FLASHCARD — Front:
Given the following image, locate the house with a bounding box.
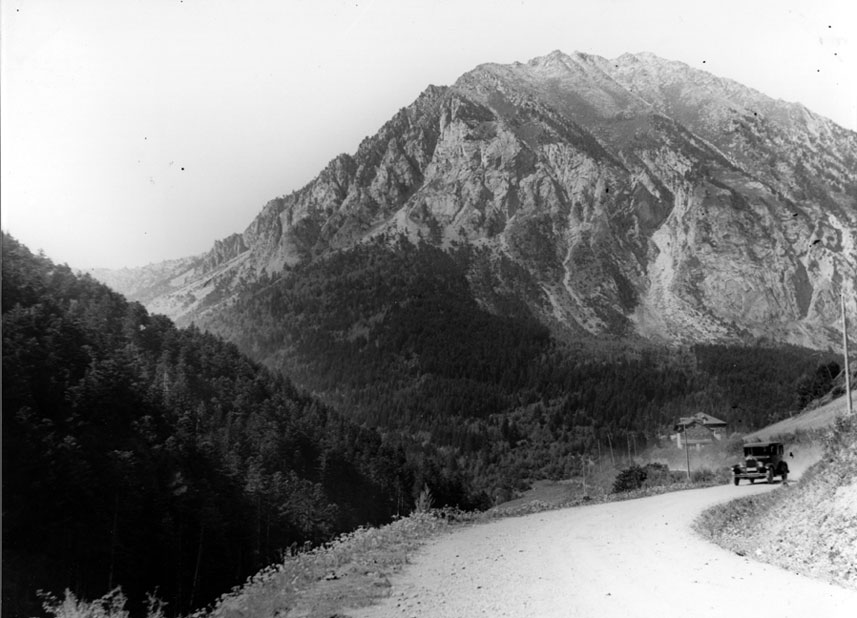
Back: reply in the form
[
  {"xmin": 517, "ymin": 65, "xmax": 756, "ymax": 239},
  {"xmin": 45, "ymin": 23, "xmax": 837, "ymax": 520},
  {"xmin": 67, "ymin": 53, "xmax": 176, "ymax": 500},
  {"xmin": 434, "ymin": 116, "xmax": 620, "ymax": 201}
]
[{"xmin": 672, "ymin": 413, "xmax": 727, "ymax": 449}]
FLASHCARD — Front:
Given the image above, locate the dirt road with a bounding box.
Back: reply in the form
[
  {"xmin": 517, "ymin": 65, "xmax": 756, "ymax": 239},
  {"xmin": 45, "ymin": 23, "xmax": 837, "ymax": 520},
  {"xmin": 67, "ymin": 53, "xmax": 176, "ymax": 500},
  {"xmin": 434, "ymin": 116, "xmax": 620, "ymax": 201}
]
[{"xmin": 349, "ymin": 484, "xmax": 857, "ymax": 618}]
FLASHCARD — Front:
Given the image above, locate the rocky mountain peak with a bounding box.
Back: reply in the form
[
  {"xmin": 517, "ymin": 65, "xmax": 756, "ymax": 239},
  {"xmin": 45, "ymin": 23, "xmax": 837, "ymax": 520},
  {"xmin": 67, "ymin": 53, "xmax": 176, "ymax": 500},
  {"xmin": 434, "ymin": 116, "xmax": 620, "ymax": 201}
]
[{"xmin": 94, "ymin": 51, "xmax": 857, "ymax": 352}]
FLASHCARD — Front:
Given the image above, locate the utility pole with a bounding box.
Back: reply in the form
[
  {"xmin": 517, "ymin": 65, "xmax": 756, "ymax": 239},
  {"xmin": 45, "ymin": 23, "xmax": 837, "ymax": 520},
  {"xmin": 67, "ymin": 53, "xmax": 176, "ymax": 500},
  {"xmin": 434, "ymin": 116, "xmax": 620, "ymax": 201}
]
[
  {"xmin": 581, "ymin": 455, "xmax": 588, "ymax": 498},
  {"xmin": 843, "ymin": 293, "xmax": 853, "ymax": 415},
  {"xmin": 684, "ymin": 425, "xmax": 691, "ymax": 482},
  {"xmin": 606, "ymin": 433, "xmax": 615, "ymax": 467}
]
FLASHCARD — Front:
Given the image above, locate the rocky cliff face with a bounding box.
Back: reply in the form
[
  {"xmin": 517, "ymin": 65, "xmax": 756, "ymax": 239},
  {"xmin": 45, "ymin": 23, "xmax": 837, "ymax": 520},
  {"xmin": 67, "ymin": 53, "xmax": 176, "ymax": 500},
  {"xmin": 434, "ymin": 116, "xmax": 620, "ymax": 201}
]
[{"xmin": 96, "ymin": 51, "xmax": 857, "ymax": 350}]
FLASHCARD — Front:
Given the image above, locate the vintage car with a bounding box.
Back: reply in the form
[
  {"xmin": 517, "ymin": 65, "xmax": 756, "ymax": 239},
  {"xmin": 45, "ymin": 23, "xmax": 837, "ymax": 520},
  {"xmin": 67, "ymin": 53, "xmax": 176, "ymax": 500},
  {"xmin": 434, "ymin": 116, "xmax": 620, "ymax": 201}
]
[{"xmin": 732, "ymin": 442, "xmax": 789, "ymax": 485}]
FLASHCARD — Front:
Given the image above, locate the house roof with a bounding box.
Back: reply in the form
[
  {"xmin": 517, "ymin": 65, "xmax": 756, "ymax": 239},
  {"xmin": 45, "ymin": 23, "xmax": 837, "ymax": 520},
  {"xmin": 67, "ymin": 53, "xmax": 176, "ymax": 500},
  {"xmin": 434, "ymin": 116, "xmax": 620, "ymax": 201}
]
[{"xmin": 675, "ymin": 412, "xmax": 727, "ymax": 428}]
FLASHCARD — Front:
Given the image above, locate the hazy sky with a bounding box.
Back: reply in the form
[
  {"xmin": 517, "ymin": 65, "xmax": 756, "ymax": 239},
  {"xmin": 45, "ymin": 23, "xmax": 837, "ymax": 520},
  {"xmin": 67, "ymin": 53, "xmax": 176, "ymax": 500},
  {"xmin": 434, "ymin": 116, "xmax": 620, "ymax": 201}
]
[{"xmin": 2, "ymin": 0, "xmax": 855, "ymax": 269}]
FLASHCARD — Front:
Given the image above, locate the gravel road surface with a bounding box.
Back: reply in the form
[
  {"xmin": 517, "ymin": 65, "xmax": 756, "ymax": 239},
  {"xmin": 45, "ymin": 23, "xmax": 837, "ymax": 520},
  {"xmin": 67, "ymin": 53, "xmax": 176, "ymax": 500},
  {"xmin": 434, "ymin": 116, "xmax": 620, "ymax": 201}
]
[{"xmin": 350, "ymin": 484, "xmax": 857, "ymax": 618}]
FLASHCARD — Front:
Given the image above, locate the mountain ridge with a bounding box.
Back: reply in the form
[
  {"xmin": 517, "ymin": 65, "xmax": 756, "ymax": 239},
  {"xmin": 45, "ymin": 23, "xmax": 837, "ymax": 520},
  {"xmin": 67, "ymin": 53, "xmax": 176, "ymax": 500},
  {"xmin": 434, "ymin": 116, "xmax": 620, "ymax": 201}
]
[{"xmin": 91, "ymin": 50, "xmax": 857, "ymax": 351}]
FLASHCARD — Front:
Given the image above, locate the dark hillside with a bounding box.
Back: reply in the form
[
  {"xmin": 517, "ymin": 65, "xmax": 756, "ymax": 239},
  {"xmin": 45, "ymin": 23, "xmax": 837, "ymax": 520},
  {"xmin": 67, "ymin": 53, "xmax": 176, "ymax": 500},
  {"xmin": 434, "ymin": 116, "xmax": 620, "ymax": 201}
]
[
  {"xmin": 198, "ymin": 235, "xmax": 836, "ymax": 491},
  {"xmin": 203, "ymin": 237, "xmax": 552, "ymax": 427},
  {"xmin": 1, "ymin": 233, "xmax": 482, "ymax": 618}
]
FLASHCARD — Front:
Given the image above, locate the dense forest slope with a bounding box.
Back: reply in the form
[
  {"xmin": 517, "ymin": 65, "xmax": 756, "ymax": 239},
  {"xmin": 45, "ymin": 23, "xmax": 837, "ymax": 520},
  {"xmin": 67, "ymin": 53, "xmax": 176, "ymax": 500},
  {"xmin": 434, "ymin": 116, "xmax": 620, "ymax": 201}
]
[
  {"xmin": 199, "ymin": 234, "xmax": 843, "ymax": 491},
  {"xmin": 1, "ymin": 234, "xmax": 485, "ymax": 618}
]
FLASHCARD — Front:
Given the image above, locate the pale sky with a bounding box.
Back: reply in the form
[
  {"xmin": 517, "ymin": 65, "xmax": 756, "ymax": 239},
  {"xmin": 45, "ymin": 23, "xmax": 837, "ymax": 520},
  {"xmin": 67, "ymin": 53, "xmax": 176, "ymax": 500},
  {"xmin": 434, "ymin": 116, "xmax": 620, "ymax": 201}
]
[{"xmin": 2, "ymin": 0, "xmax": 855, "ymax": 269}]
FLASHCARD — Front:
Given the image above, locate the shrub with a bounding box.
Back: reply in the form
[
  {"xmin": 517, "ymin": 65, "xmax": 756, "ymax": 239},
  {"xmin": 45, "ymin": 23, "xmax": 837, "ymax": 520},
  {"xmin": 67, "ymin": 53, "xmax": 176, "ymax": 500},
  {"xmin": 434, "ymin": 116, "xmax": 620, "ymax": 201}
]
[
  {"xmin": 612, "ymin": 465, "xmax": 647, "ymax": 493},
  {"xmin": 690, "ymin": 467, "xmax": 717, "ymax": 483},
  {"xmin": 641, "ymin": 462, "xmax": 674, "ymax": 487},
  {"xmin": 414, "ymin": 484, "xmax": 434, "ymax": 513}
]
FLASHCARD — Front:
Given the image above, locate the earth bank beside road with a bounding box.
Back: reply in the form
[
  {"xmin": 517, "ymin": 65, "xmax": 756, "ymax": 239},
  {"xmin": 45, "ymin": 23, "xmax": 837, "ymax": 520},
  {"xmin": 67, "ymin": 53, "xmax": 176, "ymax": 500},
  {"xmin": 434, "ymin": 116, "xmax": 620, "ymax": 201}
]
[{"xmin": 347, "ymin": 484, "xmax": 857, "ymax": 618}]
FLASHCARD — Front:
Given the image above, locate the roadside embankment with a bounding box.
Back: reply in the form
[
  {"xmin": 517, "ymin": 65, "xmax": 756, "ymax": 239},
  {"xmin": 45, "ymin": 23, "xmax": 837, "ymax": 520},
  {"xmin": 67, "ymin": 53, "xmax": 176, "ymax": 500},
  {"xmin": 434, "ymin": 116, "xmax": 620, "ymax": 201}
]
[{"xmin": 696, "ymin": 415, "xmax": 857, "ymax": 590}]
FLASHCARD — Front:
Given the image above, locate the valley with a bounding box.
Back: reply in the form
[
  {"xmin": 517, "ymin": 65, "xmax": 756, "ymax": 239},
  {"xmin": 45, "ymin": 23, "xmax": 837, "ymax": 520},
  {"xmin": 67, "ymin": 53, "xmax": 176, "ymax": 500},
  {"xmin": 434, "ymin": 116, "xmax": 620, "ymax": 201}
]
[
  {"xmin": 5, "ymin": 47, "xmax": 856, "ymax": 618},
  {"xmin": 87, "ymin": 50, "xmax": 856, "ymax": 503}
]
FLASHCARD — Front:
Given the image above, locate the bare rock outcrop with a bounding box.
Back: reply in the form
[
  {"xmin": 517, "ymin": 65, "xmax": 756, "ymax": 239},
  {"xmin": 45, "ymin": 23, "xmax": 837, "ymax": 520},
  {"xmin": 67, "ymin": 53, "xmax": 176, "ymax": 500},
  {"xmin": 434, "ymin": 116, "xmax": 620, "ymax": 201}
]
[{"xmin": 94, "ymin": 51, "xmax": 857, "ymax": 350}]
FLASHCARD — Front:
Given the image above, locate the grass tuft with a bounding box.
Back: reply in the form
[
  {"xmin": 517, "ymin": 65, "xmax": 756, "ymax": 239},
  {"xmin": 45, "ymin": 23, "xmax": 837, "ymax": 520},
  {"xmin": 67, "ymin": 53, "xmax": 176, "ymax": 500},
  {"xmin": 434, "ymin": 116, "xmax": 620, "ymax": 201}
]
[{"xmin": 40, "ymin": 588, "xmax": 130, "ymax": 618}]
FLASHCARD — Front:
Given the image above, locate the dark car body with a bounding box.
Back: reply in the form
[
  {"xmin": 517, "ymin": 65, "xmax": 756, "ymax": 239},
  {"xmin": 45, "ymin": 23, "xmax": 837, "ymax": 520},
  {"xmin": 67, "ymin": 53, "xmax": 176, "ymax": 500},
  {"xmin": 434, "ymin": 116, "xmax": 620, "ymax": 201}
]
[{"xmin": 732, "ymin": 442, "xmax": 789, "ymax": 485}]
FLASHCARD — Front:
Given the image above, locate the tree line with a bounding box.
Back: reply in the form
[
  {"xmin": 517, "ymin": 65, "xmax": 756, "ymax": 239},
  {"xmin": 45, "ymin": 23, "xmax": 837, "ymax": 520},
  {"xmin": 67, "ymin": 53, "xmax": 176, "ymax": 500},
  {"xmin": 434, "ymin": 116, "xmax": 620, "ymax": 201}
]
[
  {"xmin": 2, "ymin": 233, "xmax": 485, "ymax": 618},
  {"xmin": 199, "ymin": 235, "xmax": 837, "ymax": 495}
]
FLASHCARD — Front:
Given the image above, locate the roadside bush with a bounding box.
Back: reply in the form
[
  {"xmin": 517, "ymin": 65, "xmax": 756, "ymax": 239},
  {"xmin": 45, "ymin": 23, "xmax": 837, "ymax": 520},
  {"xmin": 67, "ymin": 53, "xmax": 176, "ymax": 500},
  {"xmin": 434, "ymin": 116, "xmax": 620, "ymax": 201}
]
[
  {"xmin": 640, "ymin": 462, "xmax": 674, "ymax": 487},
  {"xmin": 612, "ymin": 465, "xmax": 647, "ymax": 493},
  {"xmin": 690, "ymin": 467, "xmax": 717, "ymax": 483},
  {"xmin": 613, "ymin": 462, "xmax": 726, "ymax": 493}
]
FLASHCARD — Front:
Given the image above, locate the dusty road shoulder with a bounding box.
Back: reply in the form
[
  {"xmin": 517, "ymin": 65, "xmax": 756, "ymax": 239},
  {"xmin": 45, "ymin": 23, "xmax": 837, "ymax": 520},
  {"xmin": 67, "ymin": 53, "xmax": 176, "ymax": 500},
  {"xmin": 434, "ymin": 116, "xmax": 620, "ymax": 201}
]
[{"xmin": 347, "ymin": 484, "xmax": 857, "ymax": 618}]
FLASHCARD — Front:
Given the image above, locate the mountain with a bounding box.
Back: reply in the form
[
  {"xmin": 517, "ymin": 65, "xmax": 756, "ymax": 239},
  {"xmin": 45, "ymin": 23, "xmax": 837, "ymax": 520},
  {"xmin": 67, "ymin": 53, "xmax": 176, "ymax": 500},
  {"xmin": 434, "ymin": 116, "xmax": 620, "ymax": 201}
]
[
  {"xmin": 94, "ymin": 50, "xmax": 857, "ymax": 351},
  {"xmin": 85, "ymin": 50, "xmax": 854, "ymax": 471},
  {"xmin": 14, "ymin": 51, "xmax": 857, "ymax": 611}
]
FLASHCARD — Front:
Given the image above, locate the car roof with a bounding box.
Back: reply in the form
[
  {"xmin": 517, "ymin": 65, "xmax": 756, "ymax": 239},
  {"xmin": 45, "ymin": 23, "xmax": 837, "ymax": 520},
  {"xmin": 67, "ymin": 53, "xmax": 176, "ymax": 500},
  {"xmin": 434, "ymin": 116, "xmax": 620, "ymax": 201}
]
[{"xmin": 744, "ymin": 442, "xmax": 781, "ymax": 448}]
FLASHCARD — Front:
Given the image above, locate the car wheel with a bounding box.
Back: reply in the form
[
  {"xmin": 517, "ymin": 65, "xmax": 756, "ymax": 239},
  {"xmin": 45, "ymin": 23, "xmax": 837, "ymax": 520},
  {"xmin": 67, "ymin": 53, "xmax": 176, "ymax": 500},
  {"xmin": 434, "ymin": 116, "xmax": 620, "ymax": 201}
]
[{"xmin": 733, "ymin": 477, "xmax": 739, "ymax": 486}]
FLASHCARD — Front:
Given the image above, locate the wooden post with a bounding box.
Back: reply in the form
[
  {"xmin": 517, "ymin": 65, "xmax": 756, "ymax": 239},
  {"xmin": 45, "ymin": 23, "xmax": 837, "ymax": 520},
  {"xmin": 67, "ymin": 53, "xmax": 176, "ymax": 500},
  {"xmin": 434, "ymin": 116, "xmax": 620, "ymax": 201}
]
[
  {"xmin": 684, "ymin": 426, "xmax": 691, "ymax": 482},
  {"xmin": 108, "ymin": 494, "xmax": 119, "ymax": 589},
  {"xmin": 582, "ymin": 455, "xmax": 587, "ymax": 497},
  {"xmin": 606, "ymin": 433, "xmax": 615, "ymax": 467}
]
